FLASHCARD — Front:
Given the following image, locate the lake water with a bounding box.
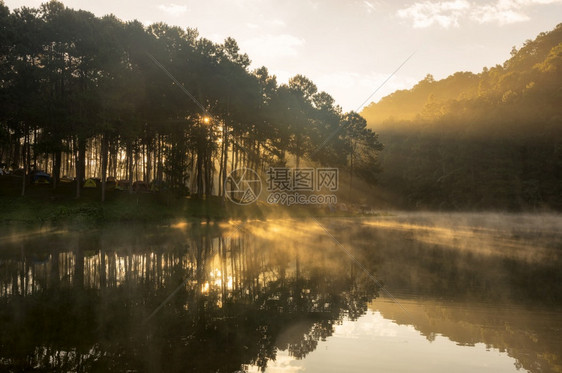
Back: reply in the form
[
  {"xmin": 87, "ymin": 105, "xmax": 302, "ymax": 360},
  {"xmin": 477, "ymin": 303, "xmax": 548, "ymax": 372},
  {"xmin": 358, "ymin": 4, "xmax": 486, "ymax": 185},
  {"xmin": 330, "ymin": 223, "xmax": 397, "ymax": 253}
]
[{"xmin": 0, "ymin": 213, "xmax": 561, "ymax": 372}]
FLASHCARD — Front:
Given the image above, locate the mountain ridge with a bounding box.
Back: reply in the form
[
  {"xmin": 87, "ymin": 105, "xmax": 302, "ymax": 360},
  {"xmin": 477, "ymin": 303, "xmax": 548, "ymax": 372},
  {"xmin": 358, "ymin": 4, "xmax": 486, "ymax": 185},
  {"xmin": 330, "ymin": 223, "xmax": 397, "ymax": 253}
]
[{"xmin": 361, "ymin": 23, "xmax": 562, "ymax": 137}]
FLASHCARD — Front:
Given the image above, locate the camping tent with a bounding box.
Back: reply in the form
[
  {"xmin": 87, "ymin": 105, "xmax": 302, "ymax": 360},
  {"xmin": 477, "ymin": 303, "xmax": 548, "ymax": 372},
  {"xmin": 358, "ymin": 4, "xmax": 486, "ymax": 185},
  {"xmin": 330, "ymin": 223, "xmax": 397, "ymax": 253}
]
[
  {"xmin": 32, "ymin": 171, "xmax": 51, "ymax": 184},
  {"xmin": 83, "ymin": 178, "xmax": 97, "ymax": 188}
]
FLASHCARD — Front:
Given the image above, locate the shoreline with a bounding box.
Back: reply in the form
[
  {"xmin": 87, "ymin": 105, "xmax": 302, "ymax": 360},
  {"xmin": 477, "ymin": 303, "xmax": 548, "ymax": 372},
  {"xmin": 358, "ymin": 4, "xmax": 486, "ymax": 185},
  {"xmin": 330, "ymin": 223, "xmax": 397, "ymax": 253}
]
[{"xmin": 1, "ymin": 192, "xmax": 559, "ymax": 228}]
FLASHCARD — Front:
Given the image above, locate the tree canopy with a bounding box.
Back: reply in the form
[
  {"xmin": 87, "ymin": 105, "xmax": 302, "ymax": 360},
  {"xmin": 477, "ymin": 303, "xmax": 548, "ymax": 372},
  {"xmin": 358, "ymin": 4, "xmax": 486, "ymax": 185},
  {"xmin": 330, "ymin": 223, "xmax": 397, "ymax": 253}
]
[{"xmin": 0, "ymin": 0, "xmax": 382, "ymax": 200}]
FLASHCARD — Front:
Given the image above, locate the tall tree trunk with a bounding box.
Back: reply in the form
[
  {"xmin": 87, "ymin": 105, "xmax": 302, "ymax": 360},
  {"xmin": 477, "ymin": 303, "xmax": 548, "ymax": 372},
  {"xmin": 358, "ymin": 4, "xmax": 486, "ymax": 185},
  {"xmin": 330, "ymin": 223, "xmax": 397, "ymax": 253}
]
[
  {"xmin": 101, "ymin": 134, "xmax": 108, "ymax": 202},
  {"xmin": 44, "ymin": 153, "xmax": 49, "ymax": 175},
  {"xmin": 53, "ymin": 149, "xmax": 61, "ymax": 190},
  {"xmin": 146, "ymin": 139, "xmax": 152, "ymax": 184},
  {"xmin": 21, "ymin": 131, "xmax": 27, "ymax": 197},
  {"xmin": 218, "ymin": 136, "xmax": 224, "ymax": 197},
  {"xmin": 222, "ymin": 123, "xmax": 229, "ymax": 200},
  {"xmin": 296, "ymin": 133, "xmax": 300, "ymax": 169},
  {"xmin": 32, "ymin": 127, "xmax": 37, "ymax": 171},
  {"xmin": 157, "ymin": 135, "xmax": 163, "ymax": 182},
  {"xmin": 112, "ymin": 140, "xmax": 118, "ymax": 179},
  {"xmin": 205, "ymin": 149, "xmax": 213, "ymax": 197},
  {"xmin": 196, "ymin": 148, "xmax": 203, "ymax": 198},
  {"xmin": 79, "ymin": 139, "xmax": 86, "ymax": 184},
  {"xmin": 75, "ymin": 138, "xmax": 81, "ymax": 199},
  {"xmin": 127, "ymin": 141, "xmax": 133, "ymax": 194}
]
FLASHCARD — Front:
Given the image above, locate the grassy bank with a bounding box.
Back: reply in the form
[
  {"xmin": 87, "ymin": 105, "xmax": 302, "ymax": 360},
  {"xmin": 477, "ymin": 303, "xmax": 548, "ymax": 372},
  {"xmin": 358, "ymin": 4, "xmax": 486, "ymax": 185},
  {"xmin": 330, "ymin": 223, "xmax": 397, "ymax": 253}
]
[
  {"xmin": 0, "ymin": 177, "xmax": 347, "ymax": 226},
  {"xmin": 0, "ymin": 176, "xmax": 253, "ymax": 225}
]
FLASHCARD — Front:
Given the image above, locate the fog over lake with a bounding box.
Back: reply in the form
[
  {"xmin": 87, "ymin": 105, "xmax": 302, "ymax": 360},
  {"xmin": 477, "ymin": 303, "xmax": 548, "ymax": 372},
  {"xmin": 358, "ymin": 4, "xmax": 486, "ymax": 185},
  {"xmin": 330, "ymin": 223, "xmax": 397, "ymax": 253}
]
[{"xmin": 1, "ymin": 212, "xmax": 560, "ymax": 372}]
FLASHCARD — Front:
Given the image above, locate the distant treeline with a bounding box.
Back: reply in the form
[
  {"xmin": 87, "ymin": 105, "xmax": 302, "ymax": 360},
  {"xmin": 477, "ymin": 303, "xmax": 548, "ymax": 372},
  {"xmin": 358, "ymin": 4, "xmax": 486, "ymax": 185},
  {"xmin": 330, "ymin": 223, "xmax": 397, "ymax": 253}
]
[
  {"xmin": 0, "ymin": 1, "xmax": 382, "ymax": 200},
  {"xmin": 363, "ymin": 24, "xmax": 562, "ymax": 210}
]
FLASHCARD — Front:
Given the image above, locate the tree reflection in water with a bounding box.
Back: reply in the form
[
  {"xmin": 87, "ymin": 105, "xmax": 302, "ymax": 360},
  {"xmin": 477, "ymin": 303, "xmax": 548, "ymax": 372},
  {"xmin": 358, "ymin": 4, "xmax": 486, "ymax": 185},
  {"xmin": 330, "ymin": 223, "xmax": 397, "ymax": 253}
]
[{"xmin": 0, "ymin": 222, "xmax": 380, "ymax": 372}]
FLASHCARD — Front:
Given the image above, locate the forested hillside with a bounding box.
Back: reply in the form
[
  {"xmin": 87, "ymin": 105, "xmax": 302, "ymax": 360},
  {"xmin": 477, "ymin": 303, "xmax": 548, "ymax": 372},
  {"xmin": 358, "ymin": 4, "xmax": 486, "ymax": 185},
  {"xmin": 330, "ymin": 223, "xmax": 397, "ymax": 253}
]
[
  {"xmin": 0, "ymin": 1, "xmax": 382, "ymax": 201},
  {"xmin": 362, "ymin": 24, "xmax": 562, "ymax": 210}
]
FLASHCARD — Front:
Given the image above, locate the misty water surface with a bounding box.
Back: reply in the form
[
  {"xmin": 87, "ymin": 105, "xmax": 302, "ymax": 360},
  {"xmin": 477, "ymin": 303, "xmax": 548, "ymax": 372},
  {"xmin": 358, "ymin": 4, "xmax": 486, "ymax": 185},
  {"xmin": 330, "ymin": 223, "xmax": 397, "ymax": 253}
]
[{"xmin": 0, "ymin": 213, "xmax": 560, "ymax": 372}]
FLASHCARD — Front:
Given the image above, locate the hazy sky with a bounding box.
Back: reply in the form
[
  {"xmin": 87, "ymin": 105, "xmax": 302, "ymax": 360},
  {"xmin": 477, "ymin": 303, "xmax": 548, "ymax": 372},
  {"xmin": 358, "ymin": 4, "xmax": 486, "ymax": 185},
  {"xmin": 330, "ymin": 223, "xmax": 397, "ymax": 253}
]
[{"xmin": 3, "ymin": 0, "xmax": 562, "ymax": 111}]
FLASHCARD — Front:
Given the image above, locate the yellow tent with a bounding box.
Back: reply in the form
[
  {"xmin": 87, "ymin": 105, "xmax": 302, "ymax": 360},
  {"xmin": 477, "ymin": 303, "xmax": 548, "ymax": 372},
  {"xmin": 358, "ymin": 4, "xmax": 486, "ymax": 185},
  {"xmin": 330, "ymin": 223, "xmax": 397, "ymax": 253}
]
[{"xmin": 83, "ymin": 178, "xmax": 97, "ymax": 188}]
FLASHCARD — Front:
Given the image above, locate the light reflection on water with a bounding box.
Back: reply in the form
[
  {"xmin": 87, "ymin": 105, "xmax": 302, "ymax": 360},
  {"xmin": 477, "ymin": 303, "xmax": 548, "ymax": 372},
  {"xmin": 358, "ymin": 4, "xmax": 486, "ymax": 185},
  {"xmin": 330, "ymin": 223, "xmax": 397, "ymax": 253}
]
[
  {"xmin": 0, "ymin": 213, "xmax": 560, "ymax": 372},
  {"xmin": 250, "ymin": 309, "xmax": 520, "ymax": 373},
  {"xmin": 251, "ymin": 295, "xmax": 562, "ymax": 373}
]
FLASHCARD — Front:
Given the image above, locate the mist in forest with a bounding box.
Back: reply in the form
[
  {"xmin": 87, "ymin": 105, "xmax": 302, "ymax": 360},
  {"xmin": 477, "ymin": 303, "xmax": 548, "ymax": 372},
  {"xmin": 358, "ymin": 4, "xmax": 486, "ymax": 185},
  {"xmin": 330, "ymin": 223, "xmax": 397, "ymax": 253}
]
[{"xmin": 361, "ymin": 24, "xmax": 562, "ymax": 211}]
